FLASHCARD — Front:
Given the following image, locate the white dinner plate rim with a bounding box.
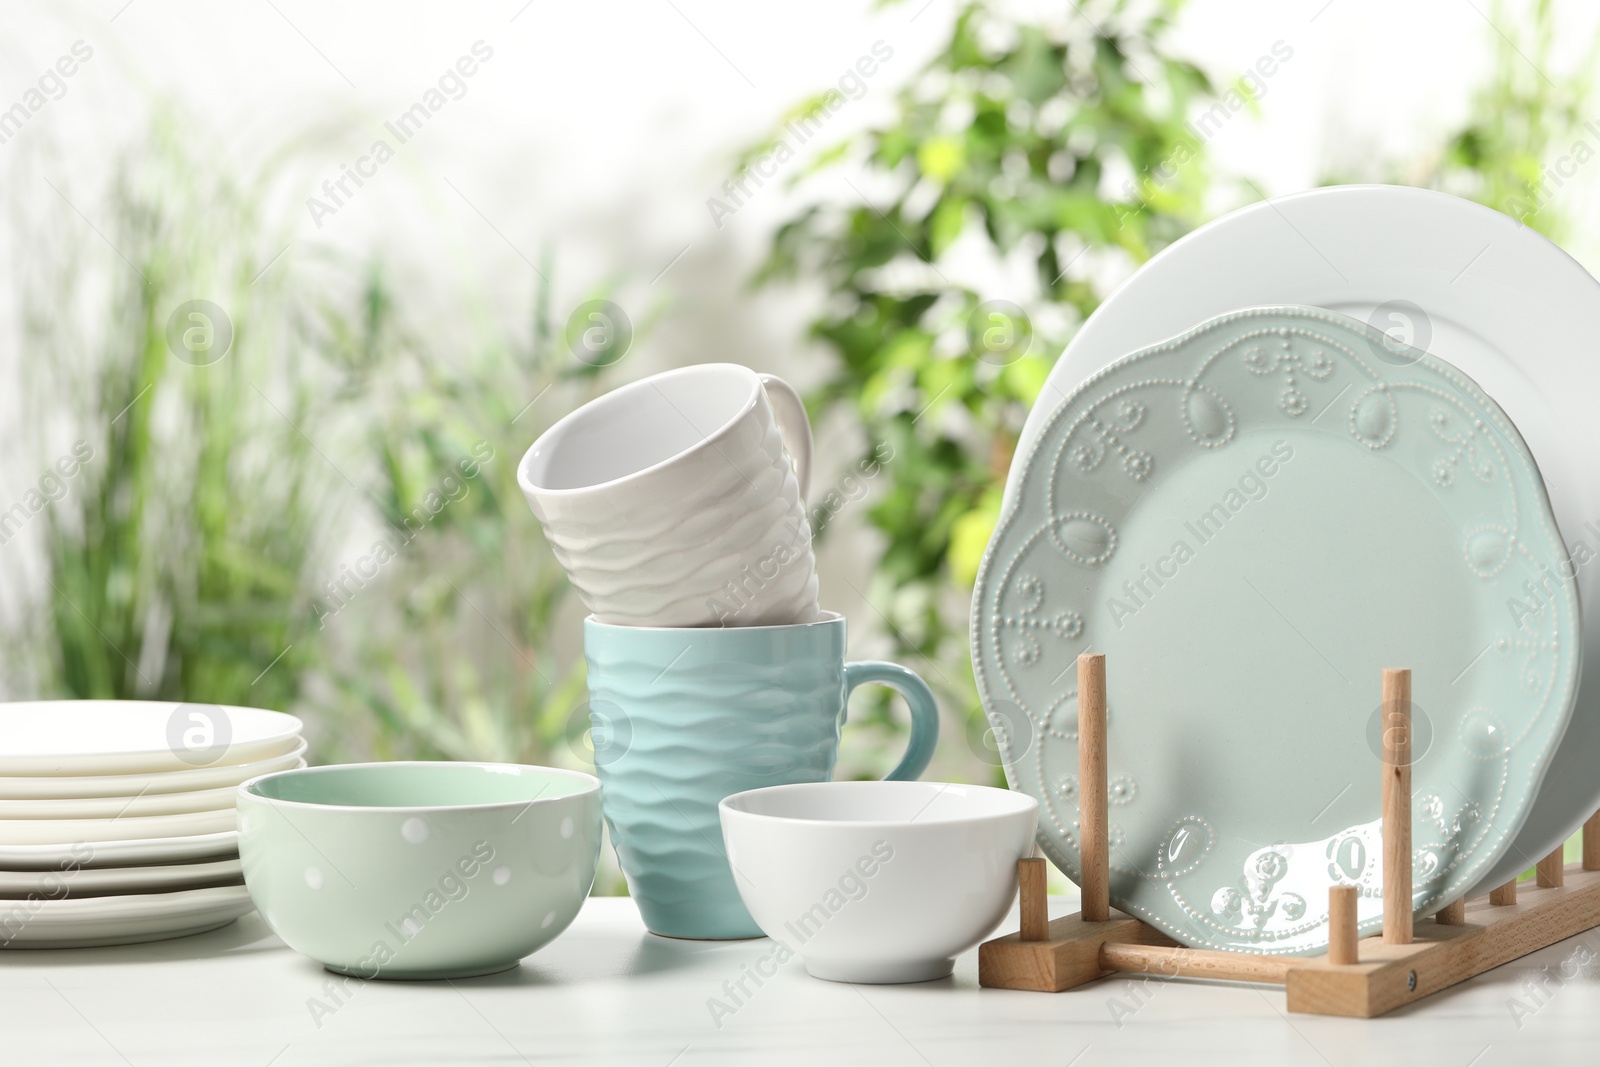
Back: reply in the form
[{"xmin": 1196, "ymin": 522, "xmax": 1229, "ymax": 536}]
[
  {"xmin": 0, "ymin": 830, "xmax": 239, "ymax": 870},
  {"xmin": 0, "ymin": 808, "xmax": 237, "ymax": 847},
  {"xmin": 0, "ymin": 857, "xmax": 242, "ymax": 897},
  {"xmin": 2, "ymin": 882, "xmax": 252, "ymax": 922},
  {"xmin": 0, "ymin": 885, "xmax": 255, "ymax": 947},
  {"xmin": 0, "ymin": 700, "xmax": 303, "ymax": 775},
  {"xmin": 0, "ymin": 740, "xmax": 308, "ymax": 800},
  {"xmin": 0, "ymin": 784, "xmax": 241, "ymax": 820}
]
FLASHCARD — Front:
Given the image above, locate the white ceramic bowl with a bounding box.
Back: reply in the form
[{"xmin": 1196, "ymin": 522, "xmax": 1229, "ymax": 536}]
[{"xmin": 719, "ymin": 781, "xmax": 1038, "ymax": 983}]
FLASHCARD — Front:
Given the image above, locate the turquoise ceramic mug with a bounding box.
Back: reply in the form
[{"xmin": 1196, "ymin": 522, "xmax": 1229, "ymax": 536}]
[{"xmin": 583, "ymin": 611, "xmax": 939, "ymax": 939}]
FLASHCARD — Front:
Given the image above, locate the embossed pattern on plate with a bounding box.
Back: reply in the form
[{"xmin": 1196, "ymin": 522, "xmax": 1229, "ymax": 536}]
[{"xmin": 971, "ymin": 306, "xmax": 1581, "ymax": 955}]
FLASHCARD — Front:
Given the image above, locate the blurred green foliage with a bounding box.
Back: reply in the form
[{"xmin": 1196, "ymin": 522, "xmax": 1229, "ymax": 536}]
[
  {"xmin": 1440, "ymin": 0, "xmax": 1597, "ymax": 239},
  {"xmin": 1324, "ymin": 0, "xmax": 1596, "ymax": 241},
  {"xmin": 757, "ymin": 0, "xmax": 1217, "ymax": 780},
  {"xmin": 12, "ymin": 116, "xmax": 329, "ymax": 716},
  {"xmin": 3, "ymin": 112, "xmax": 633, "ymax": 772},
  {"xmin": 309, "ymin": 263, "xmax": 631, "ymax": 766},
  {"xmin": 1437, "ymin": 3, "xmax": 1579, "ymax": 238}
]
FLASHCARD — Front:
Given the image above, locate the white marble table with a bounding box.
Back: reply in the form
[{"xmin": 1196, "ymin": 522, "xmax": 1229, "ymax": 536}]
[{"xmin": 2, "ymin": 893, "xmax": 1597, "ymax": 1066}]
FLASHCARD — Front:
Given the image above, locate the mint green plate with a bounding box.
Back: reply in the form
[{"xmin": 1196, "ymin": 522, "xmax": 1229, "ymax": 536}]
[{"xmin": 972, "ymin": 306, "xmax": 1580, "ymax": 955}]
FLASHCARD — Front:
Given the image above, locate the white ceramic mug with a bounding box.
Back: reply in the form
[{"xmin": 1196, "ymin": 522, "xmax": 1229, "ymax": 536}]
[{"xmin": 518, "ymin": 363, "xmax": 821, "ymax": 628}]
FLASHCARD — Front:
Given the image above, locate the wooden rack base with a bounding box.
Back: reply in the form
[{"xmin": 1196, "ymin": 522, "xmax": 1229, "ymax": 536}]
[{"xmin": 979, "ymin": 657, "xmax": 1600, "ymax": 1018}]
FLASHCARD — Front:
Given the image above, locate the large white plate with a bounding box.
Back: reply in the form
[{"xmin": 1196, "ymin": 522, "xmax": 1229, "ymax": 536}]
[
  {"xmin": 0, "ymin": 740, "xmax": 307, "ymax": 799},
  {"xmin": 0, "ymin": 831, "xmax": 238, "ymax": 871},
  {"xmin": 0, "ymin": 884, "xmax": 254, "ymax": 948},
  {"xmin": 0, "ymin": 858, "xmax": 241, "ymax": 898},
  {"xmin": 0, "ymin": 701, "xmax": 302, "ymax": 776},
  {"xmin": 1016, "ymin": 186, "xmax": 1598, "ymax": 895},
  {"xmin": 0, "ymin": 785, "xmax": 239, "ymax": 821}
]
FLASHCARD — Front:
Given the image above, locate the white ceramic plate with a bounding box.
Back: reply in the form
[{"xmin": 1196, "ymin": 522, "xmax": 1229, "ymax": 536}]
[
  {"xmin": 0, "ymin": 831, "xmax": 240, "ymax": 870},
  {"xmin": 1016, "ymin": 186, "xmax": 1600, "ymax": 895},
  {"xmin": 0, "ymin": 858, "xmax": 241, "ymax": 898},
  {"xmin": 0, "ymin": 808, "xmax": 236, "ymax": 847},
  {"xmin": 0, "ymin": 701, "xmax": 302, "ymax": 776},
  {"xmin": 0, "ymin": 785, "xmax": 240, "ymax": 821},
  {"xmin": 0, "ymin": 884, "xmax": 254, "ymax": 948},
  {"xmin": 0, "ymin": 740, "xmax": 307, "ymax": 799},
  {"xmin": 0, "ymin": 831, "xmax": 238, "ymax": 871}
]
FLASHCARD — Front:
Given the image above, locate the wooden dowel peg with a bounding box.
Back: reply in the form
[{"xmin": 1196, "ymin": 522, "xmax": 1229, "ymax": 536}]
[
  {"xmin": 1327, "ymin": 885, "xmax": 1359, "ymax": 965},
  {"xmin": 1381, "ymin": 668, "xmax": 1413, "ymax": 945},
  {"xmin": 1584, "ymin": 811, "xmax": 1600, "ymax": 872},
  {"xmin": 1018, "ymin": 858, "xmax": 1049, "ymax": 941},
  {"xmin": 1078, "ymin": 652, "xmax": 1109, "ymax": 923},
  {"xmin": 1435, "ymin": 898, "xmax": 1466, "ymax": 926},
  {"xmin": 1489, "ymin": 879, "xmax": 1517, "ymax": 907},
  {"xmin": 1536, "ymin": 847, "xmax": 1565, "ymax": 888}
]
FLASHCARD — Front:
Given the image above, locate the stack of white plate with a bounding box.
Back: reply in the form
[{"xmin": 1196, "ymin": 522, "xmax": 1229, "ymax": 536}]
[{"xmin": 0, "ymin": 701, "xmax": 304, "ymax": 948}]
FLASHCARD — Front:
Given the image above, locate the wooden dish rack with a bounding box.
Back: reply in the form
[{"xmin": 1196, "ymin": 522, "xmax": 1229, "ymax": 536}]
[{"xmin": 978, "ymin": 654, "xmax": 1600, "ymax": 1017}]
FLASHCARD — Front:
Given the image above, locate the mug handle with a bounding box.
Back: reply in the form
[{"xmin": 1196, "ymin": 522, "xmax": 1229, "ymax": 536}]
[
  {"xmin": 841, "ymin": 662, "xmax": 940, "ymax": 781},
  {"xmin": 758, "ymin": 374, "xmax": 812, "ymax": 499}
]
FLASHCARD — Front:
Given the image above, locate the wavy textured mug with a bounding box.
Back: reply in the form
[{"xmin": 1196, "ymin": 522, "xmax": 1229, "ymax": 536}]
[
  {"xmin": 519, "ymin": 363, "xmax": 820, "ymax": 628},
  {"xmin": 583, "ymin": 612, "xmax": 940, "ymax": 939}
]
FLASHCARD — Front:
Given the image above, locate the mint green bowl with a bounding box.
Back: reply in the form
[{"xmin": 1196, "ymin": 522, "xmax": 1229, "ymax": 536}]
[{"xmin": 237, "ymin": 762, "xmax": 602, "ymax": 979}]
